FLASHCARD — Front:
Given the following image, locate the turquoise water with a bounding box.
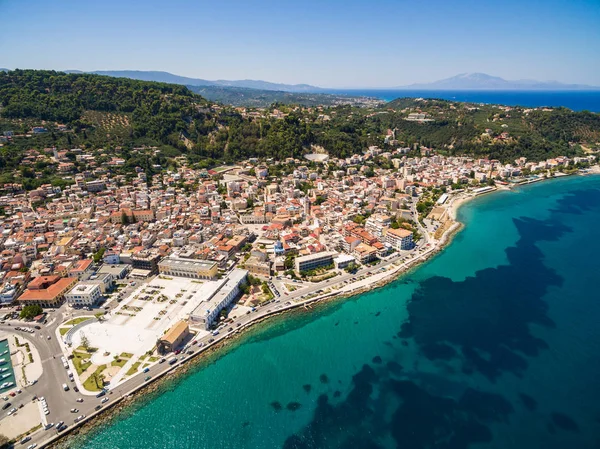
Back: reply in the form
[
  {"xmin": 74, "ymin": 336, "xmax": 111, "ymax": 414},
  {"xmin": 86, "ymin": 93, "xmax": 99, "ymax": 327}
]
[
  {"xmin": 0, "ymin": 339, "xmax": 16, "ymax": 393},
  {"xmin": 73, "ymin": 175, "xmax": 600, "ymax": 449}
]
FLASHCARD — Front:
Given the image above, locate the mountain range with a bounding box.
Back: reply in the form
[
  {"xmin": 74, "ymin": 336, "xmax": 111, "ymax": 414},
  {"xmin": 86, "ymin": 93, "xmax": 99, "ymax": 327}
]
[
  {"xmin": 397, "ymin": 73, "xmax": 599, "ymax": 90},
  {"xmin": 64, "ymin": 70, "xmax": 322, "ymax": 93},
  {"xmin": 2, "ymin": 68, "xmax": 598, "ymax": 92}
]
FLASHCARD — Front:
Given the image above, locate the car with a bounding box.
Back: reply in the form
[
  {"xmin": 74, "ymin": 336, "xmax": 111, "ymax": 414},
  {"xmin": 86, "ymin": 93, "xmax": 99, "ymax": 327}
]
[
  {"xmin": 144, "ymin": 376, "xmax": 151, "ymax": 381},
  {"xmin": 208, "ymin": 338, "xmax": 215, "ymax": 343},
  {"xmin": 9, "ymin": 392, "xmax": 15, "ymax": 397},
  {"xmin": 57, "ymin": 424, "xmax": 67, "ymax": 432},
  {"xmin": 27, "ymin": 443, "xmax": 37, "ymax": 449},
  {"xmin": 70, "ymin": 408, "xmax": 78, "ymax": 413},
  {"xmin": 187, "ymin": 350, "xmax": 194, "ymax": 355},
  {"xmin": 76, "ymin": 397, "xmax": 83, "ymax": 403},
  {"xmin": 7, "ymin": 407, "xmax": 16, "ymax": 415},
  {"xmin": 95, "ymin": 391, "xmax": 105, "ymax": 398},
  {"xmin": 101, "ymin": 397, "xmax": 109, "ymax": 404},
  {"xmin": 174, "ymin": 349, "xmax": 181, "ymax": 355},
  {"xmin": 20, "ymin": 436, "xmax": 31, "ymax": 444},
  {"xmin": 95, "ymin": 405, "xmax": 103, "ymax": 411},
  {"xmin": 1, "ymin": 402, "xmax": 10, "ymax": 410},
  {"xmin": 143, "ymin": 367, "xmax": 150, "ymax": 373},
  {"xmin": 34, "ymin": 325, "xmax": 41, "ymax": 330},
  {"xmin": 44, "ymin": 423, "xmax": 54, "ymax": 430},
  {"xmin": 73, "ymin": 386, "xmax": 79, "ymax": 392},
  {"xmin": 158, "ymin": 358, "xmax": 165, "ymax": 364},
  {"xmin": 236, "ymin": 323, "xmax": 241, "ymax": 327},
  {"xmin": 55, "ymin": 421, "xmax": 64, "ymax": 429}
]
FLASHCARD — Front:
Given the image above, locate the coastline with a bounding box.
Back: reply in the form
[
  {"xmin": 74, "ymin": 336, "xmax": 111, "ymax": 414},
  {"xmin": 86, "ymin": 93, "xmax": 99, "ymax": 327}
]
[{"xmin": 47, "ymin": 169, "xmax": 599, "ymax": 448}]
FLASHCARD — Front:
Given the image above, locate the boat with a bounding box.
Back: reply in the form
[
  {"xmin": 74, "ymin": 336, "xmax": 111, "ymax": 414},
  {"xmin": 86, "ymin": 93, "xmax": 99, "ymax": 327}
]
[
  {"xmin": 0, "ymin": 368, "xmax": 7, "ymax": 373},
  {"xmin": 0, "ymin": 359, "xmax": 6, "ymax": 364},
  {"xmin": 1, "ymin": 373, "xmax": 10, "ymax": 379},
  {"xmin": 4, "ymin": 382, "xmax": 13, "ymax": 388},
  {"xmin": 1, "ymin": 350, "xmax": 7, "ymax": 355}
]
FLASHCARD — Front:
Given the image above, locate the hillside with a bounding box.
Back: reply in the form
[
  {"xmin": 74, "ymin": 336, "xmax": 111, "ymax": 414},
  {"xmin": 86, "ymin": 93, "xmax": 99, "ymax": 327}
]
[
  {"xmin": 0, "ymin": 70, "xmax": 598, "ymax": 191},
  {"xmin": 187, "ymin": 85, "xmax": 380, "ymax": 107}
]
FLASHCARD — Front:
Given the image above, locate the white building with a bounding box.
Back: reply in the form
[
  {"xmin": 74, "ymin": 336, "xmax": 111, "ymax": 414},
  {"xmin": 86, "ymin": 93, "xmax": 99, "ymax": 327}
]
[
  {"xmin": 383, "ymin": 228, "xmax": 414, "ymax": 250},
  {"xmin": 65, "ymin": 283, "xmax": 102, "ymax": 307},
  {"xmin": 189, "ymin": 269, "xmax": 248, "ymax": 330}
]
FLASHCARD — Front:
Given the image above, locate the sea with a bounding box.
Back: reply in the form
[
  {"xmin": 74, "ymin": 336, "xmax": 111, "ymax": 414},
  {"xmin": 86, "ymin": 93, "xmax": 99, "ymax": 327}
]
[
  {"xmin": 70, "ymin": 175, "xmax": 600, "ymax": 449},
  {"xmin": 326, "ymin": 89, "xmax": 600, "ymax": 112}
]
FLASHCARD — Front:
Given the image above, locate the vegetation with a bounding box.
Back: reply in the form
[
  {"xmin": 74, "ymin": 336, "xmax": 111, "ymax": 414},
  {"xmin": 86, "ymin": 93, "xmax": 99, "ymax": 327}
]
[
  {"xmin": 0, "ymin": 69, "xmax": 598, "ymax": 189},
  {"xmin": 83, "ymin": 365, "xmax": 106, "ymax": 391},
  {"xmin": 19, "ymin": 304, "xmax": 43, "ymax": 320}
]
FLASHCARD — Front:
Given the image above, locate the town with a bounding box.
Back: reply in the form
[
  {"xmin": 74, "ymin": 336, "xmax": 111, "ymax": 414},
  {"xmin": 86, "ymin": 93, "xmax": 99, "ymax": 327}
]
[{"xmin": 0, "ymin": 140, "xmax": 596, "ymax": 448}]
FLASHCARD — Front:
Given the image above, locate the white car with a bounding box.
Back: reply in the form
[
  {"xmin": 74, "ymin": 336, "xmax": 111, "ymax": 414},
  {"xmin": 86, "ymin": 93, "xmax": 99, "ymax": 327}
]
[
  {"xmin": 76, "ymin": 398, "xmax": 83, "ymax": 403},
  {"xmin": 7, "ymin": 407, "xmax": 16, "ymax": 415}
]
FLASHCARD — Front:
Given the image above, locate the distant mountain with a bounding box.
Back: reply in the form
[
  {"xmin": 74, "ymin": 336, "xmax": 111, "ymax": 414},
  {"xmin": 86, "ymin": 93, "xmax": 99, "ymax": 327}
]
[
  {"xmin": 398, "ymin": 73, "xmax": 600, "ymax": 90},
  {"xmin": 63, "ymin": 70, "xmax": 323, "ymax": 93}
]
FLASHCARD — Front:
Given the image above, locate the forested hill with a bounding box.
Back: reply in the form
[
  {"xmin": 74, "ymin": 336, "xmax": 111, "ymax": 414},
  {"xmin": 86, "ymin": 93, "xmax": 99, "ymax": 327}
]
[
  {"xmin": 1, "ymin": 70, "xmax": 599, "ymax": 179},
  {"xmin": 383, "ymin": 97, "xmax": 600, "ymax": 161}
]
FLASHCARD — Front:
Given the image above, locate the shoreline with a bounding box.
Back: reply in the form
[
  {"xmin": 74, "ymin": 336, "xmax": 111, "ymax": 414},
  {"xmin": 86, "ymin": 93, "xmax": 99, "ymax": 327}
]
[{"xmin": 47, "ymin": 168, "xmax": 599, "ymax": 448}]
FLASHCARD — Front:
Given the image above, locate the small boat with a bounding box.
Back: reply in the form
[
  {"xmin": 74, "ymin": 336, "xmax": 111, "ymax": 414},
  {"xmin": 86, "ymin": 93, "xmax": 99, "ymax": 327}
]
[
  {"xmin": 4, "ymin": 382, "xmax": 13, "ymax": 388},
  {"xmin": 1, "ymin": 373, "xmax": 10, "ymax": 379},
  {"xmin": 0, "ymin": 368, "xmax": 7, "ymax": 373},
  {"xmin": 0, "ymin": 359, "xmax": 6, "ymax": 364},
  {"xmin": 1, "ymin": 350, "xmax": 7, "ymax": 355}
]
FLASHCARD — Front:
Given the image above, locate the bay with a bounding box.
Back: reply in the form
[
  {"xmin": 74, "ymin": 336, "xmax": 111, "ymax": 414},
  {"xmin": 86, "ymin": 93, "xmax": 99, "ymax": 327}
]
[
  {"xmin": 325, "ymin": 89, "xmax": 600, "ymax": 112},
  {"xmin": 72, "ymin": 175, "xmax": 600, "ymax": 449}
]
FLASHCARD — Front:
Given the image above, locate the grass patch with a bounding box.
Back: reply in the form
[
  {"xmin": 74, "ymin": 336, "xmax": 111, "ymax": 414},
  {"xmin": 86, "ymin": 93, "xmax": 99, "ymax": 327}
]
[
  {"xmin": 64, "ymin": 317, "xmax": 92, "ymax": 326},
  {"xmin": 126, "ymin": 361, "xmax": 141, "ymax": 376},
  {"xmin": 59, "ymin": 327, "xmax": 69, "ymax": 336},
  {"xmin": 82, "ymin": 364, "xmax": 106, "ymax": 392},
  {"xmin": 120, "ymin": 352, "xmax": 133, "ymax": 359},
  {"xmin": 72, "ymin": 351, "xmax": 92, "ymax": 375},
  {"xmin": 111, "ymin": 358, "xmax": 127, "ymax": 368},
  {"xmin": 148, "ymin": 356, "xmax": 159, "ymax": 363}
]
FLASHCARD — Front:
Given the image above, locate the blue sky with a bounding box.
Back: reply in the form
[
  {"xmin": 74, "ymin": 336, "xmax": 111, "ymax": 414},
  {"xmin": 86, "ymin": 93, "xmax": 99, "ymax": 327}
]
[{"xmin": 1, "ymin": 0, "xmax": 599, "ymax": 87}]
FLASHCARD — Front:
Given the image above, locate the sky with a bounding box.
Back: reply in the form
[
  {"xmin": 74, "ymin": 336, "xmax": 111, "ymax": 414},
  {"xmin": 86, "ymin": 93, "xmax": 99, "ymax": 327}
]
[{"xmin": 1, "ymin": 0, "xmax": 599, "ymax": 88}]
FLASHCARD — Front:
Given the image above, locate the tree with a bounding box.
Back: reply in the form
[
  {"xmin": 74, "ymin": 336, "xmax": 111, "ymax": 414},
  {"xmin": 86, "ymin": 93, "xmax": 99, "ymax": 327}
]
[
  {"xmin": 90, "ymin": 370, "xmax": 104, "ymax": 389},
  {"xmin": 80, "ymin": 334, "xmax": 91, "ymax": 352},
  {"xmin": 0, "ymin": 433, "xmax": 9, "ymax": 448},
  {"xmin": 120, "ymin": 210, "xmax": 130, "ymax": 225},
  {"xmin": 93, "ymin": 247, "xmax": 106, "ymax": 263},
  {"xmin": 20, "ymin": 304, "xmax": 43, "ymax": 320}
]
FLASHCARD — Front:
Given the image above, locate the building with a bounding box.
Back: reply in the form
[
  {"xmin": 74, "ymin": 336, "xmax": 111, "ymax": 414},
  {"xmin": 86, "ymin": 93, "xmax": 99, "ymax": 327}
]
[
  {"xmin": 158, "ymin": 256, "xmax": 219, "ymax": 280},
  {"xmin": 189, "ymin": 269, "xmax": 248, "ymax": 330},
  {"xmin": 18, "ymin": 276, "xmax": 77, "ymax": 308},
  {"xmin": 245, "ymin": 257, "xmax": 271, "ymax": 277},
  {"xmin": 353, "ymin": 243, "xmax": 378, "ymax": 264},
  {"xmin": 65, "ymin": 283, "xmax": 102, "ymax": 307},
  {"xmin": 383, "ymin": 228, "xmax": 414, "ymax": 250},
  {"xmin": 157, "ymin": 320, "xmax": 190, "ymax": 354},
  {"xmin": 365, "ymin": 214, "xmax": 392, "ymax": 238},
  {"xmin": 295, "ymin": 252, "xmax": 336, "ymax": 274},
  {"xmin": 98, "ymin": 264, "xmax": 130, "ymax": 279},
  {"xmin": 334, "ymin": 254, "xmax": 356, "ymax": 270},
  {"xmin": 131, "ymin": 252, "xmax": 162, "ymax": 274},
  {"xmin": 68, "ymin": 259, "xmax": 94, "ymax": 280},
  {"xmin": 86, "ymin": 272, "xmax": 114, "ymax": 294}
]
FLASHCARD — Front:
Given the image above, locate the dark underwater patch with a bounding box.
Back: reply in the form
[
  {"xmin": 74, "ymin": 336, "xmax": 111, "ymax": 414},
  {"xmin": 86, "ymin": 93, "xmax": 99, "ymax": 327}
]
[
  {"xmin": 519, "ymin": 393, "xmax": 537, "ymax": 411},
  {"xmin": 551, "ymin": 412, "xmax": 580, "ymax": 432},
  {"xmin": 286, "ymin": 401, "xmax": 302, "ymax": 411},
  {"xmin": 386, "ymin": 361, "xmax": 403, "ymax": 374},
  {"xmin": 319, "ymin": 374, "xmax": 329, "ymax": 384},
  {"xmin": 371, "ymin": 356, "xmax": 382, "ymax": 364},
  {"xmin": 398, "ymin": 216, "xmax": 565, "ymax": 380},
  {"xmin": 270, "ymin": 401, "xmax": 282, "ymax": 411},
  {"xmin": 421, "ymin": 342, "xmax": 457, "ymax": 360},
  {"xmin": 303, "ymin": 384, "xmax": 312, "ymax": 393}
]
